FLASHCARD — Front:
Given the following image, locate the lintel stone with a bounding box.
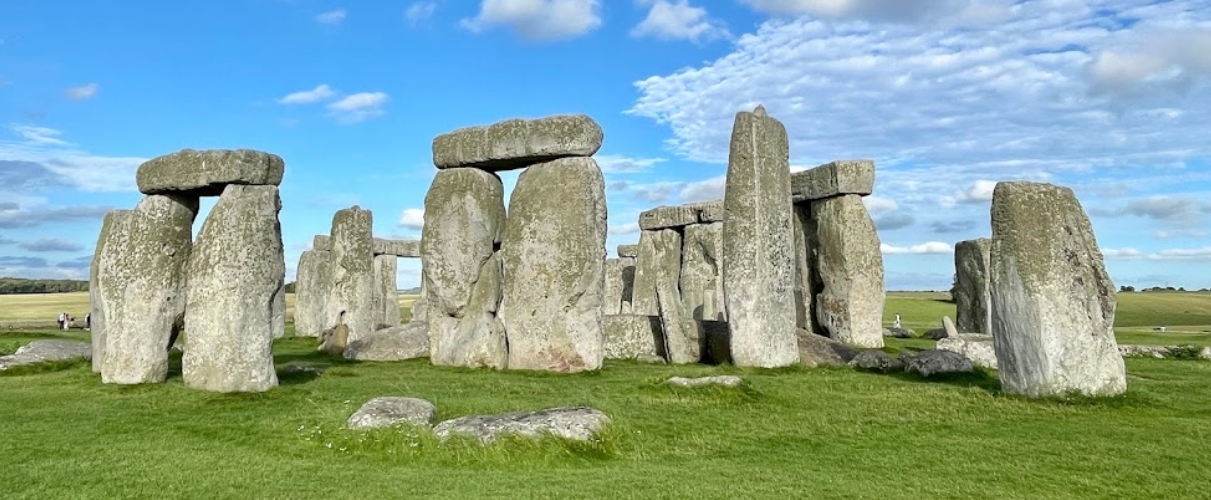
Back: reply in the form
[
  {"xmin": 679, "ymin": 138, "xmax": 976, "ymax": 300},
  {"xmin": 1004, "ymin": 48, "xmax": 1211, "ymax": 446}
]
[{"xmin": 790, "ymin": 160, "xmax": 874, "ymax": 203}]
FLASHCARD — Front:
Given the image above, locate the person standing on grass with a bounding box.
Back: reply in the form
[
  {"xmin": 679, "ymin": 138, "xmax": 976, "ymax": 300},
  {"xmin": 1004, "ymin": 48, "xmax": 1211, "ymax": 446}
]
[
  {"xmin": 57, "ymin": 312, "xmax": 66, "ymax": 330},
  {"xmin": 894, "ymin": 313, "xmax": 901, "ymax": 329},
  {"xmin": 85, "ymin": 312, "xmax": 91, "ymax": 331}
]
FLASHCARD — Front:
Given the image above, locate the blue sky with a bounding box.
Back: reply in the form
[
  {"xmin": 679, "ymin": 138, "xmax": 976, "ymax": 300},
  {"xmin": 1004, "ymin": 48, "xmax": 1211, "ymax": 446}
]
[{"xmin": 2, "ymin": 0, "xmax": 1210, "ymax": 291}]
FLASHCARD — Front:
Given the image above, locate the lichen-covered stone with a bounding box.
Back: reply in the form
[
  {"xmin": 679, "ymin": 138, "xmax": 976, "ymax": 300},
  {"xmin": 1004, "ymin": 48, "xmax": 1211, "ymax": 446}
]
[
  {"xmin": 347, "ymin": 397, "xmax": 437, "ymax": 430},
  {"xmin": 293, "ymin": 249, "xmax": 331, "ymax": 338},
  {"xmin": 136, "ymin": 149, "xmax": 284, "ymax": 196},
  {"xmin": 603, "ymin": 258, "xmax": 628, "ymax": 316},
  {"xmin": 0, "ymin": 340, "xmax": 91, "ymax": 371},
  {"xmin": 629, "ymin": 229, "xmax": 678, "ymax": 317},
  {"xmin": 942, "ymin": 316, "xmax": 958, "ymax": 339},
  {"xmin": 100, "ymin": 195, "xmax": 197, "ymax": 385},
  {"xmin": 904, "ymin": 349, "xmax": 974, "ymax": 377},
  {"xmin": 373, "ymin": 255, "xmax": 401, "ymax": 329},
  {"xmin": 602, "ymin": 315, "xmax": 662, "ymax": 360},
  {"xmin": 183, "ymin": 185, "xmax": 283, "ymax": 393},
  {"xmin": 271, "ymin": 282, "xmax": 285, "ymax": 339},
  {"xmin": 422, "ymin": 168, "xmax": 507, "ymax": 368},
  {"xmin": 790, "ymin": 160, "xmax": 875, "ymax": 203},
  {"xmin": 722, "ymin": 106, "xmax": 799, "ymax": 368},
  {"xmin": 791, "ymin": 204, "xmax": 817, "ymax": 334},
  {"xmin": 666, "ymin": 375, "xmax": 742, "ymax": 388},
  {"xmin": 328, "ymin": 207, "xmax": 376, "ymax": 345},
  {"xmin": 433, "ymin": 407, "xmax": 611, "ymax": 443},
  {"xmin": 89, "ymin": 209, "xmax": 130, "ymax": 373},
  {"xmin": 990, "ymin": 181, "xmax": 1125, "ymax": 397},
  {"xmin": 954, "ymin": 238, "xmax": 992, "ymax": 334},
  {"xmin": 811, "ymin": 194, "xmax": 885, "ymax": 348},
  {"xmin": 681, "ymin": 222, "xmax": 725, "ymax": 322},
  {"xmin": 343, "ymin": 323, "xmax": 429, "ymax": 361},
  {"xmin": 373, "ymin": 238, "xmax": 420, "ymax": 258},
  {"xmin": 798, "ymin": 331, "xmax": 859, "ymax": 367},
  {"xmin": 637, "ymin": 201, "xmax": 726, "ymax": 230},
  {"xmin": 313, "ymin": 234, "xmax": 331, "ymax": 251},
  {"xmin": 499, "ymin": 157, "xmax": 606, "ymax": 372},
  {"xmin": 617, "ymin": 244, "xmax": 640, "ymax": 258},
  {"xmin": 432, "ymin": 115, "xmax": 603, "ymax": 171},
  {"xmin": 936, "ymin": 334, "xmax": 997, "ymax": 369}
]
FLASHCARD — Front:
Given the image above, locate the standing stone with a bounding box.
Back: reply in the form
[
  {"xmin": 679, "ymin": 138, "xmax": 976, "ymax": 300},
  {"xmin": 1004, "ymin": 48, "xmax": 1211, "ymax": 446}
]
[
  {"xmin": 328, "ymin": 207, "xmax": 376, "ymax": 346},
  {"xmin": 603, "ymin": 258, "xmax": 627, "ymax": 316},
  {"xmin": 811, "ymin": 194, "xmax": 885, "ymax": 348},
  {"xmin": 630, "ymin": 228, "xmax": 694, "ymax": 363},
  {"xmin": 293, "ymin": 249, "xmax": 331, "ymax": 338},
  {"xmin": 721, "ymin": 106, "xmax": 799, "ymax": 368},
  {"xmin": 989, "ymin": 182, "xmax": 1125, "ymax": 397},
  {"xmin": 682, "ymin": 222, "xmax": 725, "ymax": 322},
  {"xmin": 183, "ymin": 185, "xmax": 283, "ymax": 393},
  {"xmin": 617, "ymin": 244, "xmax": 640, "ymax": 258},
  {"xmin": 422, "ymin": 168, "xmax": 507, "ymax": 369},
  {"xmin": 373, "ymin": 255, "xmax": 401, "ymax": 329},
  {"xmin": 411, "ymin": 277, "xmax": 429, "ymax": 324},
  {"xmin": 271, "ymin": 283, "xmax": 286, "ymax": 339},
  {"xmin": 89, "ymin": 210, "xmax": 131, "ymax": 373},
  {"xmin": 791, "ymin": 204, "xmax": 817, "ymax": 334},
  {"xmin": 100, "ymin": 195, "xmax": 197, "ymax": 385},
  {"xmin": 602, "ymin": 315, "xmax": 662, "ymax": 360},
  {"xmin": 629, "ymin": 230, "xmax": 662, "ymax": 317},
  {"xmin": 618, "ymin": 256, "xmax": 636, "ymax": 315},
  {"xmin": 942, "ymin": 316, "xmax": 958, "ymax": 339},
  {"xmin": 954, "ymin": 238, "xmax": 992, "ymax": 334},
  {"xmin": 499, "ymin": 157, "xmax": 606, "ymax": 372}
]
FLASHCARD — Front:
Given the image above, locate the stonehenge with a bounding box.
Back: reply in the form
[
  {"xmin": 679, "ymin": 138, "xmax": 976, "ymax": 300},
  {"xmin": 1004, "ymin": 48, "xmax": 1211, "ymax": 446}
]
[{"xmin": 954, "ymin": 238, "xmax": 992, "ymax": 334}]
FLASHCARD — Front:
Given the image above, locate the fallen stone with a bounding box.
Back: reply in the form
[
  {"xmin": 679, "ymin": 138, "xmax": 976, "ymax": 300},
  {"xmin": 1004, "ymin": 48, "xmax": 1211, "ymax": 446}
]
[
  {"xmin": 136, "ymin": 149, "xmax": 284, "ymax": 196},
  {"xmin": 811, "ymin": 194, "xmax": 885, "ymax": 348},
  {"xmin": 617, "ymin": 244, "xmax": 640, "ymax": 258},
  {"xmin": 665, "ymin": 375, "xmax": 742, "ymax": 388},
  {"xmin": 937, "ymin": 334, "xmax": 998, "ymax": 369},
  {"xmin": 848, "ymin": 350, "xmax": 904, "ymax": 372},
  {"xmin": 954, "ymin": 238, "xmax": 992, "ymax": 334},
  {"xmin": 344, "ymin": 323, "xmax": 429, "ymax": 361},
  {"xmin": 327, "ymin": 207, "xmax": 376, "ymax": 346},
  {"xmin": 500, "ymin": 157, "xmax": 606, "ymax": 372},
  {"xmin": 293, "ymin": 249, "xmax": 331, "ymax": 338},
  {"xmin": 0, "ymin": 340, "xmax": 91, "ymax": 371},
  {"xmin": 790, "ymin": 160, "xmax": 875, "ymax": 203},
  {"xmin": 882, "ymin": 327, "xmax": 916, "ymax": 339},
  {"xmin": 602, "ymin": 315, "xmax": 661, "ymax": 360},
  {"xmin": 990, "ymin": 181, "xmax": 1126, "ymax": 398},
  {"xmin": 942, "ymin": 316, "xmax": 958, "ymax": 339},
  {"xmin": 903, "ymin": 349, "xmax": 975, "ymax": 377},
  {"xmin": 183, "ymin": 185, "xmax": 283, "ymax": 393},
  {"xmin": 373, "ymin": 255, "xmax": 401, "ymax": 329},
  {"xmin": 1118, "ymin": 344, "xmax": 1211, "ymax": 360},
  {"xmin": 280, "ymin": 363, "xmax": 324, "ymax": 376},
  {"xmin": 89, "ymin": 209, "xmax": 130, "ymax": 373},
  {"xmin": 347, "ymin": 397, "xmax": 437, "ymax": 430},
  {"xmin": 433, "ymin": 407, "xmax": 611, "ymax": 444},
  {"xmin": 100, "ymin": 194, "xmax": 197, "ymax": 385},
  {"xmin": 922, "ymin": 328, "xmax": 948, "ymax": 341},
  {"xmin": 373, "ymin": 238, "xmax": 421, "ymax": 258},
  {"xmin": 722, "ymin": 106, "xmax": 799, "ymax": 368},
  {"xmin": 798, "ymin": 331, "xmax": 859, "ymax": 367},
  {"xmin": 432, "ymin": 115, "xmax": 603, "ymax": 171}
]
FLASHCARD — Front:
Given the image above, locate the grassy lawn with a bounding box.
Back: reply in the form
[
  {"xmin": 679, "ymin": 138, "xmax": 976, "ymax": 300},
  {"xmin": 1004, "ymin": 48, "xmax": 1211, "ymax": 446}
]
[{"xmin": 1, "ymin": 326, "xmax": 1208, "ymax": 499}]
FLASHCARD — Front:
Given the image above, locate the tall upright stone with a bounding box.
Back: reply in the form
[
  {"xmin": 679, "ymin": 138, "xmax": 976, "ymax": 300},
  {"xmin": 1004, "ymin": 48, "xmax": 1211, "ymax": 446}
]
[
  {"xmin": 629, "ymin": 230, "xmax": 664, "ymax": 317},
  {"xmin": 721, "ymin": 106, "xmax": 799, "ymax": 368},
  {"xmin": 645, "ymin": 228, "xmax": 696, "ymax": 364},
  {"xmin": 500, "ymin": 157, "xmax": 607, "ymax": 372},
  {"xmin": 373, "ymin": 255, "xmax": 402, "ymax": 329},
  {"xmin": 89, "ymin": 210, "xmax": 131, "ymax": 373},
  {"xmin": 811, "ymin": 194, "xmax": 885, "ymax": 348},
  {"xmin": 603, "ymin": 258, "xmax": 627, "ymax": 316},
  {"xmin": 328, "ymin": 207, "xmax": 375, "ymax": 345},
  {"xmin": 989, "ymin": 182, "xmax": 1125, "ymax": 397},
  {"xmin": 271, "ymin": 283, "xmax": 286, "ymax": 339},
  {"xmin": 954, "ymin": 238, "xmax": 992, "ymax": 334},
  {"xmin": 293, "ymin": 249, "xmax": 331, "ymax": 337},
  {"xmin": 791, "ymin": 204, "xmax": 817, "ymax": 334},
  {"xmin": 422, "ymin": 168, "xmax": 507, "ymax": 368},
  {"xmin": 682, "ymin": 222, "xmax": 725, "ymax": 322},
  {"xmin": 100, "ymin": 195, "xmax": 197, "ymax": 385},
  {"xmin": 183, "ymin": 185, "xmax": 283, "ymax": 393}
]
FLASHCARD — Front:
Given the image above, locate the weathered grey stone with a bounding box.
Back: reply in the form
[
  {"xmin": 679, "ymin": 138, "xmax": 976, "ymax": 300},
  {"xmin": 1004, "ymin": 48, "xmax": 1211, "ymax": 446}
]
[
  {"xmin": 790, "ymin": 160, "xmax": 875, "ymax": 203},
  {"xmin": 293, "ymin": 249, "xmax": 331, "ymax": 338},
  {"xmin": 500, "ymin": 157, "xmax": 606, "ymax": 372},
  {"xmin": 432, "ymin": 115, "xmax": 603, "ymax": 171},
  {"xmin": 344, "ymin": 323, "xmax": 430, "ymax": 361},
  {"xmin": 904, "ymin": 349, "xmax": 975, "ymax": 377},
  {"xmin": 89, "ymin": 210, "xmax": 130, "ymax": 373},
  {"xmin": 722, "ymin": 106, "xmax": 799, "ymax": 368},
  {"xmin": 433, "ymin": 407, "xmax": 611, "ymax": 443},
  {"xmin": 373, "ymin": 255, "xmax": 401, "ymax": 329},
  {"xmin": 411, "ymin": 279, "xmax": 429, "ymax": 324},
  {"xmin": 954, "ymin": 238, "xmax": 992, "ymax": 334},
  {"xmin": 617, "ymin": 244, "xmax": 640, "ymax": 258},
  {"xmin": 347, "ymin": 397, "xmax": 437, "ymax": 430},
  {"xmin": 665, "ymin": 375, "xmax": 742, "ymax": 388},
  {"xmin": 695, "ymin": 200, "xmax": 725, "ymax": 223},
  {"xmin": 791, "ymin": 204, "xmax": 816, "ymax": 333},
  {"xmin": 882, "ymin": 327, "xmax": 916, "ymax": 339},
  {"xmin": 602, "ymin": 315, "xmax": 662, "ymax": 360},
  {"xmin": 1118, "ymin": 344, "xmax": 1211, "ymax": 360},
  {"xmin": 936, "ymin": 334, "xmax": 997, "ymax": 369},
  {"xmin": 630, "ymin": 229, "xmax": 678, "ymax": 317},
  {"xmin": 990, "ymin": 181, "xmax": 1126, "ymax": 397},
  {"xmin": 922, "ymin": 328, "xmax": 949, "ymax": 341},
  {"xmin": 0, "ymin": 340, "xmax": 91, "ymax": 371},
  {"xmin": 422, "ymin": 168, "xmax": 507, "ymax": 369},
  {"xmin": 798, "ymin": 331, "xmax": 859, "ymax": 367},
  {"xmin": 681, "ymin": 222, "xmax": 725, "ymax": 322},
  {"xmin": 313, "ymin": 235, "xmax": 331, "ymax": 251},
  {"xmin": 328, "ymin": 207, "xmax": 376, "ymax": 346},
  {"xmin": 373, "ymin": 238, "xmax": 421, "ymax": 258},
  {"xmin": 100, "ymin": 195, "xmax": 197, "ymax": 385},
  {"xmin": 136, "ymin": 149, "xmax": 284, "ymax": 196},
  {"xmin": 637, "ymin": 201, "xmax": 726, "ymax": 230},
  {"xmin": 183, "ymin": 185, "xmax": 283, "ymax": 393},
  {"xmin": 603, "ymin": 258, "xmax": 626, "ymax": 316},
  {"xmin": 272, "ymin": 282, "xmax": 286, "ymax": 339},
  {"xmin": 942, "ymin": 316, "xmax": 958, "ymax": 339},
  {"xmin": 848, "ymin": 350, "xmax": 903, "ymax": 372},
  {"xmin": 811, "ymin": 194, "xmax": 885, "ymax": 348},
  {"xmin": 319, "ymin": 324, "xmax": 349, "ymax": 356}
]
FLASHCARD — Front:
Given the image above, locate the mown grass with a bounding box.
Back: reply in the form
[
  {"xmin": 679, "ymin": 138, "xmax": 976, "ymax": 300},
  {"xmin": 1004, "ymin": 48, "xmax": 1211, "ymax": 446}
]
[{"xmin": 2, "ymin": 326, "xmax": 1209, "ymax": 499}]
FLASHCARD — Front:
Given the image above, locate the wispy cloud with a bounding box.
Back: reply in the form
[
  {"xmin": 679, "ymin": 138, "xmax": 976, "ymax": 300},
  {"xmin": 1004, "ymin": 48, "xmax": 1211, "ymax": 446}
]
[
  {"xmin": 315, "ymin": 8, "xmax": 347, "ymax": 25},
  {"xmin": 326, "ymin": 92, "xmax": 389, "ymax": 124},
  {"xmin": 631, "ymin": 0, "xmax": 730, "ymax": 44},
  {"xmin": 277, "ymin": 84, "xmax": 337, "ymax": 104},
  {"xmin": 461, "ymin": 0, "xmax": 602, "ymax": 41},
  {"xmin": 398, "ymin": 208, "xmax": 425, "ymax": 230},
  {"xmin": 406, "ymin": 2, "xmax": 437, "ymax": 25},
  {"xmin": 18, "ymin": 237, "xmax": 84, "ymax": 252},
  {"xmin": 881, "ymin": 241, "xmax": 953, "ymax": 255},
  {"xmin": 64, "ymin": 83, "xmax": 100, "ymax": 101}
]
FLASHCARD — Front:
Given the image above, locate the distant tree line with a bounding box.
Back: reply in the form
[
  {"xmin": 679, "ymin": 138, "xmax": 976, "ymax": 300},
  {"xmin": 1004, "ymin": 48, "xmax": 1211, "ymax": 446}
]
[
  {"xmin": 0, "ymin": 278, "xmax": 90, "ymax": 294},
  {"xmin": 1119, "ymin": 286, "xmax": 1211, "ymax": 293}
]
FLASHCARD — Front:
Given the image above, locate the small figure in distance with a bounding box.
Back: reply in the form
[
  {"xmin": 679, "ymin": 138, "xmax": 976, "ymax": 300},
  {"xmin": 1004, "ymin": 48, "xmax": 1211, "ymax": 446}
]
[{"xmin": 893, "ymin": 313, "xmax": 902, "ymax": 329}]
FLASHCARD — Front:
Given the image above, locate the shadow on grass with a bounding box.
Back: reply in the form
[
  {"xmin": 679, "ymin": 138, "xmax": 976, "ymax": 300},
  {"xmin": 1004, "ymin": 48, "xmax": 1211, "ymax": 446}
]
[
  {"xmin": 0, "ymin": 358, "xmax": 90, "ymax": 377},
  {"xmin": 880, "ymin": 367, "xmax": 1003, "ymax": 394}
]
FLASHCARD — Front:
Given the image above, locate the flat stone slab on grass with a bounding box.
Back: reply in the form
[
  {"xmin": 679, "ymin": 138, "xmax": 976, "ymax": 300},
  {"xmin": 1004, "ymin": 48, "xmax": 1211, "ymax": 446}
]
[
  {"xmin": 432, "ymin": 115, "xmax": 603, "ymax": 171},
  {"xmin": 936, "ymin": 334, "xmax": 998, "ymax": 369},
  {"xmin": 344, "ymin": 323, "xmax": 430, "ymax": 361},
  {"xmin": 0, "ymin": 341, "xmax": 91, "ymax": 371},
  {"xmin": 136, "ymin": 149, "xmax": 285, "ymax": 196},
  {"xmin": 433, "ymin": 407, "xmax": 610, "ymax": 444},
  {"xmin": 1119, "ymin": 345, "xmax": 1211, "ymax": 360},
  {"xmin": 665, "ymin": 375, "xmax": 742, "ymax": 388},
  {"xmin": 849, "ymin": 350, "xmax": 903, "ymax": 373},
  {"xmin": 348, "ymin": 397, "xmax": 437, "ymax": 430},
  {"xmin": 790, "ymin": 160, "xmax": 875, "ymax": 202},
  {"xmin": 904, "ymin": 350, "xmax": 975, "ymax": 377},
  {"xmin": 798, "ymin": 332, "xmax": 858, "ymax": 367}
]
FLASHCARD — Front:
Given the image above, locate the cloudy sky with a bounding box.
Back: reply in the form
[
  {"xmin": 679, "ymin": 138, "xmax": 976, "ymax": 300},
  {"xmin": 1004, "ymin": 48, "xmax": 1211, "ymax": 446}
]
[{"xmin": 1, "ymin": 0, "xmax": 1210, "ymax": 290}]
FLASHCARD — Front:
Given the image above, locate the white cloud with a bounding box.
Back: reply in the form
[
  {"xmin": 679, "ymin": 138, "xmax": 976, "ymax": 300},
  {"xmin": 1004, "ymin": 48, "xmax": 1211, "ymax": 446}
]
[
  {"xmin": 406, "ymin": 2, "xmax": 438, "ymax": 25},
  {"xmin": 1149, "ymin": 247, "xmax": 1211, "ymax": 261},
  {"xmin": 1087, "ymin": 29, "xmax": 1211, "ymax": 96},
  {"xmin": 326, "ymin": 92, "xmax": 389, "ymax": 124},
  {"xmin": 1093, "ymin": 195, "xmax": 1206, "ymax": 226},
  {"xmin": 736, "ymin": 0, "xmax": 974, "ymax": 23},
  {"xmin": 881, "ymin": 241, "xmax": 953, "ymax": 254},
  {"xmin": 461, "ymin": 0, "xmax": 602, "ymax": 41},
  {"xmin": 65, "ymin": 83, "xmax": 99, "ymax": 101},
  {"xmin": 2, "ymin": 125, "xmax": 142, "ymax": 192},
  {"xmin": 278, "ymin": 84, "xmax": 337, "ymax": 104},
  {"xmin": 315, "ymin": 9, "xmax": 347, "ymax": 24},
  {"xmin": 1101, "ymin": 248, "xmax": 1143, "ymax": 260},
  {"xmin": 398, "ymin": 208, "xmax": 425, "ymax": 230},
  {"xmin": 863, "ymin": 195, "xmax": 897, "ymax": 214},
  {"xmin": 596, "ymin": 154, "xmax": 667, "ymax": 173},
  {"xmin": 609, "ymin": 222, "xmax": 641, "ymax": 235},
  {"xmin": 678, "ymin": 174, "xmax": 725, "ymax": 203},
  {"xmin": 11, "ymin": 125, "xmax": 69, "ymax": 146},
  {"xmin": 631, "ymin": 0, "xmax": 729, "ymax": 43},
  {"xmin": 955, "ymin": 180, "xmax": 998, "ymax": 204}
]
